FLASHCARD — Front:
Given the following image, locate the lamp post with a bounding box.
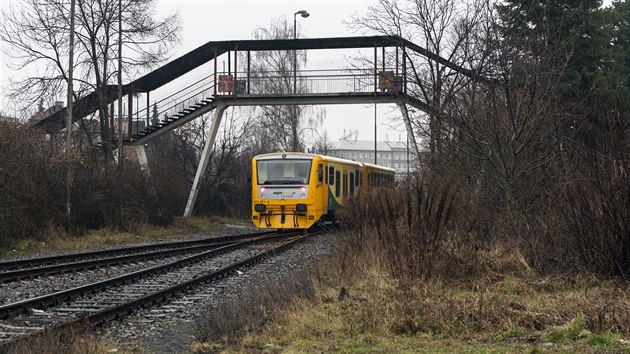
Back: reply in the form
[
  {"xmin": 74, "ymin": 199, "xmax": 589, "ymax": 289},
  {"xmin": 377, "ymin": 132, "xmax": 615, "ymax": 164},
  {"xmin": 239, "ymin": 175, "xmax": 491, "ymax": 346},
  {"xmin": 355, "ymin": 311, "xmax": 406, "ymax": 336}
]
[
  {"xmin": 293, "ymin": 10, "xmax": 309, "ymax": 94},
  {"xmin": 292, "ymin": 10, "xmax": 309, "ymax": 152}
]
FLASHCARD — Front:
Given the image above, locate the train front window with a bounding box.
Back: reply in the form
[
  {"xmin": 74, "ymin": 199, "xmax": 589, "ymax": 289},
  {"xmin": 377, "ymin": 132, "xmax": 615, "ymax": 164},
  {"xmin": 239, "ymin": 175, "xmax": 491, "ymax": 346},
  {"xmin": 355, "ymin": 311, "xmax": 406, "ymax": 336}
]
[{"xmin": 257, "ymin": 159, "xmax": 312, "ymax": 185}]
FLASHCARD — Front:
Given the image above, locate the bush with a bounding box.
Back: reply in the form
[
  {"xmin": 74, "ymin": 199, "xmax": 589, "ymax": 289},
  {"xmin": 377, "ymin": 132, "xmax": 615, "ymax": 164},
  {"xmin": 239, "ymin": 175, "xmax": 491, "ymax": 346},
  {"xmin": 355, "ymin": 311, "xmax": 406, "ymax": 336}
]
[
  {"xmin": 337, "ymin": 172, "xmax": 531, "ymax": 282},
  {"xmin": 0, "ymin": 123, "xmax": 190, "ymax": 249}
]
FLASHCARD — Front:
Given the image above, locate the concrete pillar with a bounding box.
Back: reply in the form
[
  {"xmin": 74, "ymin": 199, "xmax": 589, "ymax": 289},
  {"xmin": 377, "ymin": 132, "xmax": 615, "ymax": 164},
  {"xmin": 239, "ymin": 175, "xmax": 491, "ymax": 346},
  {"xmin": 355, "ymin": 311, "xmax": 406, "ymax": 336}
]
[
  {"xmin": 112, "ymin": 145, "xmax": 151, "ymax": 175},
  {"xmin": 133, "ymin": 145, "xmax": 150, "ymax": 175},
  {"xmin": 183, "ymin": 103, "xmax": 228, "ymax": 217}
]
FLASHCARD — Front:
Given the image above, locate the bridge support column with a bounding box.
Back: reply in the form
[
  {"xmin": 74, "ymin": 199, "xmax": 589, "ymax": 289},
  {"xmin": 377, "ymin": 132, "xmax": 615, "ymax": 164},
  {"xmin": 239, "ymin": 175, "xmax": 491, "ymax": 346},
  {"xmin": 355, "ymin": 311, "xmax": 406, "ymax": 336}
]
[
  {"xmin": 133, "ymin": 145, "xmax": 150, "ymax": 175},
  {"xmin": 397, "ymin": 102, "xmax": 421, "ymax": 162},
  {"xmin": 183, "ymin": 103, "xmax": 228, "ymax": 217},
  {"xmin": 112, "ymin": 145, "xmax": 151, "ymax": 175}
]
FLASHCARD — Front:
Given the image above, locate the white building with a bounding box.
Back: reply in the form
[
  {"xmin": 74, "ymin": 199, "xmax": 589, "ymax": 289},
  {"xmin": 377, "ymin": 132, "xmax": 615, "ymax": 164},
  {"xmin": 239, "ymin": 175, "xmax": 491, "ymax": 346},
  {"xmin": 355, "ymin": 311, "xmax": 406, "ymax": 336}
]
[{"xmin": 328, "ymin": 139, "xmax": 414, "ymax": 174}]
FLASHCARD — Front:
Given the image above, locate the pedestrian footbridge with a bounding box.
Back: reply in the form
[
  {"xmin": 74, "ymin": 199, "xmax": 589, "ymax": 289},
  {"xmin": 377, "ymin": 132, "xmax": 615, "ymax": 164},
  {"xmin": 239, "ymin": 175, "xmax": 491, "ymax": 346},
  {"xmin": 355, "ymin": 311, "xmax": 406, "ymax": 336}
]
[{"xmin": 34, "ymin": 35, "xmax": 486, "ymax": 216}]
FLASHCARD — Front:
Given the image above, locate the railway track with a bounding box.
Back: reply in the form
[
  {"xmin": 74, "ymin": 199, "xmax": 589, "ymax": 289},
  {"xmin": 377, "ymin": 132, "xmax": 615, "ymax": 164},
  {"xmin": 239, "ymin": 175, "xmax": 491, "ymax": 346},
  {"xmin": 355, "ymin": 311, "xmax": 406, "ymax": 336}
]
[
  {"xmin": 0, "ymin": 230, "xmax": 311, "ymax": 349},
  {"xmin": 0, "ymin": 230, "xmax": 275, "ymax": 273}
]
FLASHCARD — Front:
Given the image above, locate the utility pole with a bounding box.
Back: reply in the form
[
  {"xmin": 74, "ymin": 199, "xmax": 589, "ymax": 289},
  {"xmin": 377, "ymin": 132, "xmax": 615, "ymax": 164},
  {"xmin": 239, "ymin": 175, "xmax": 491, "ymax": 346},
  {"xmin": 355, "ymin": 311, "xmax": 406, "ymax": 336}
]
[
  {"xmin": 117, "ymin": 0, "xmax": 123, "ymax": 165},
  {"xmin": 66, "ymin": 0, "xmax": 76, "ymax": 220},
  {"xmin": 374, "ymin": 103, "xmax": 377, "ymax": 164}
]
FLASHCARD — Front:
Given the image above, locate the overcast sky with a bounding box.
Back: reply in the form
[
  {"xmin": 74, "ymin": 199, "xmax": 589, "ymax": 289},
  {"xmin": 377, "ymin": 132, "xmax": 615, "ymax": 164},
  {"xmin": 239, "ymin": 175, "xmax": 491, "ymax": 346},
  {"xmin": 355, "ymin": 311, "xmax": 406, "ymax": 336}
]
[
  {"xmin": 157, "ymin": 0, "xmax": 407, "ymax": 143},
  {"xmin": 0, "ymin": 0, "xmax": 408, "ymax": 143}
]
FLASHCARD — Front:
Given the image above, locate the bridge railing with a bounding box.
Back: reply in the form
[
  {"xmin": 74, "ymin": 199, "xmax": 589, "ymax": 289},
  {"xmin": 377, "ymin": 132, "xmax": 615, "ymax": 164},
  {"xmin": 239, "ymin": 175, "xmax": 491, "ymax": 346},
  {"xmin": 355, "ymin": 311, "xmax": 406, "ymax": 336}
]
[
  {"xmin": 129, "ymin": 66, "xmax": 404, "ymax": 136},
  {"xmin": 242, "ymin": 67, "xmax": 402, "ymax": 96},
  {"xmin": 131, "ymin": 73, "xmax": 217, "ymax": 131}
]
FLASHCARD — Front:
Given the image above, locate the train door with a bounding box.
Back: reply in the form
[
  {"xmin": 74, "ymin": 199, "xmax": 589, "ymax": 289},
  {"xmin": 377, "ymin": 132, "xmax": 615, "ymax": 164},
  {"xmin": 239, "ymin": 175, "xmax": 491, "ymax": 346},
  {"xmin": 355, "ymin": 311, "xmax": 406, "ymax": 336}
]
[
  {"xmin": 317, "ymin": 163, "xmax": 326, "ymax": 210},
  {"xmin": 335, "ymin": 170, "xmax": 341, "ymax": 197},
  {"xmin": 349, "ymin": 172, "xmax": 355, "ymax": 195},
  {"xmin": 327, "ymin": 164, "xmax": 338, "ymax": 214}
]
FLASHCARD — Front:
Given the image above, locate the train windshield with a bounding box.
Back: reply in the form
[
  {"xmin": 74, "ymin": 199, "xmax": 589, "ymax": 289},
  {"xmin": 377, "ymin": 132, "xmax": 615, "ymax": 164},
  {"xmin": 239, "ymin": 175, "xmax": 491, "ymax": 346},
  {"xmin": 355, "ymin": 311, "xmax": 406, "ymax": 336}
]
[{"xmin": 257, "ymin": 159, "xmax": 312, "ymax": 185}]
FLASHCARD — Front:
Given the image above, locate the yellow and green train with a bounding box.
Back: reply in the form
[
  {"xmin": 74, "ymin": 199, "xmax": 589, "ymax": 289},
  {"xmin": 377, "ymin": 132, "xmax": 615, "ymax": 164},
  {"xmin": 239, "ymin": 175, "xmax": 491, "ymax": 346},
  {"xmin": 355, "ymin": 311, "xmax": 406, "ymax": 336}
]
[{"xmin": 251, "ymin": 152, "xmax": 395, "ymax": 229}]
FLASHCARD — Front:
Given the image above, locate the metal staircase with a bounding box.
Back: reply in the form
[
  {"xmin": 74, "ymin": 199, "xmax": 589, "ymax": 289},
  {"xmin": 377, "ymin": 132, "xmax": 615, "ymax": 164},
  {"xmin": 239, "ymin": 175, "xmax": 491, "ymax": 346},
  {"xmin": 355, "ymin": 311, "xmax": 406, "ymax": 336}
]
[{"xmin": 132, "ymin": 73, "xmax": 217, "ymax": 141}]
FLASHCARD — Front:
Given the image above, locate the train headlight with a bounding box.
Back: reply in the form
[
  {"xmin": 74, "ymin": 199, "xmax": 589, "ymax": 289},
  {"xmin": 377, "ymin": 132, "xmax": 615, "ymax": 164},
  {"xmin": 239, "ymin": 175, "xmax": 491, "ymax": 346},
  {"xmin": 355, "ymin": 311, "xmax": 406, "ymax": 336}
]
[
  {"xmin": 259, "ymin": 187, "xmax": 266, "ymax": 198},
  {"xmin": 300, "ymin": 186, "xmax": 306, "ymax": 198}
]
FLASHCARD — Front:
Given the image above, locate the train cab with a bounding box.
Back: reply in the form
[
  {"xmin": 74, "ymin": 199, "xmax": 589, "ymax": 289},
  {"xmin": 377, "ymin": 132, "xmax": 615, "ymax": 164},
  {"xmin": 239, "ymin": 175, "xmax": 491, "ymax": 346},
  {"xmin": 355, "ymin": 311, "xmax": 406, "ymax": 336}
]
[{"xmin": 251, "ymin": 152, "xmax": 325, "ymax": 229}]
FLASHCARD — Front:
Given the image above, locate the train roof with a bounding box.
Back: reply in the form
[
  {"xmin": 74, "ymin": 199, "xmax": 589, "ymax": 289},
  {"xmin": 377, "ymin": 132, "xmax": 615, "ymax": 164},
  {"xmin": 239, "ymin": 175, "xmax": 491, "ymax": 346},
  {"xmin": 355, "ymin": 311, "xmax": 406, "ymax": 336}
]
[
  {"xmin": 363, "ymin": 162, "xmax": 396, "ymax": 173},
  {"xmin": 254, "ymin": 152, "xmax": 315, "ymax": 160},
  {"xmin": 253, "ymin": 152, "xmax": 394, "ymax": 172}
]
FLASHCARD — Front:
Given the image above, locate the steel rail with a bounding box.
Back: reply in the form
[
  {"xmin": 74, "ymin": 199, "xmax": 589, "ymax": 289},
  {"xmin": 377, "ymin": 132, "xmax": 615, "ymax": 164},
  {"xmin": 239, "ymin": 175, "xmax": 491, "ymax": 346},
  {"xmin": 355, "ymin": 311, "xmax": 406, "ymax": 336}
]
[
  {"xmin": 0, "ymin": 232, "xmax": 291, "ymax": 320},
  {"xmin": 0, "ymin": 230, "xmax": 275, "ymax": 271},
  {"xmin": 0, "ymin": 231, "xmax": 312, "ymax": 350},
  {"xmin": 87, "ymin": 232, "xmax": 310, "ymax": 324},
  {"xmin": 0, "ymin": 239, "xmax": 240, "ymax": 283}
]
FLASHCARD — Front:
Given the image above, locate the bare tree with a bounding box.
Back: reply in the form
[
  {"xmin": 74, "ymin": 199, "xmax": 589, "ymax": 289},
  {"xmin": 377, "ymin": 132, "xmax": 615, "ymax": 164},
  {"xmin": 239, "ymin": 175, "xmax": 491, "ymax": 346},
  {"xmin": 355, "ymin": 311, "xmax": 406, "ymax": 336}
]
[
  {"xmin": 248, "ymin": 17, "xmax": 324, "ymax": 152},
  {"xmin": 348, "ymin": 0, "xmax": 487, "ymax": 166},
  {"xmin": 0, "ymin": 0, "xmax": 180, "ymax": 153},
  {"xmin": 167, "ymin": 108, "xmax": 256, "ymax": 216}
]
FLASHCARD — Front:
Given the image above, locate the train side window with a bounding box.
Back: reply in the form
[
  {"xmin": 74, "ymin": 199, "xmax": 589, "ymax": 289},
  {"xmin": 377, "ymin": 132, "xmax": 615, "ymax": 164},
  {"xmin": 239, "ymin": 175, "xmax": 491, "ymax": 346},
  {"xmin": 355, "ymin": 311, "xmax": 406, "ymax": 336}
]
[
  {"xmin": 324, "ymin": 166, "xmax": 328, "ymax": 184},
  {"xmin": 335, "ymin": 171, "xmax": 341, "ymax": 197},
  {"xmin": 349, "ymin": 173, "xmax": 355, "ymax": 194},
  {"xmin": 329, "ymin": 166, "xmax": 335, "ymax": 185},
  {"xmin": 317, "ymin": 164, "xmax": 323, "ymax": 184},
  {"xmin": 343, "ymin": 173, "xmax": 348, "ymax": 197},
  {"xmin": 355, "ymin": 170, "xmax": 359, "ymax": 186}
]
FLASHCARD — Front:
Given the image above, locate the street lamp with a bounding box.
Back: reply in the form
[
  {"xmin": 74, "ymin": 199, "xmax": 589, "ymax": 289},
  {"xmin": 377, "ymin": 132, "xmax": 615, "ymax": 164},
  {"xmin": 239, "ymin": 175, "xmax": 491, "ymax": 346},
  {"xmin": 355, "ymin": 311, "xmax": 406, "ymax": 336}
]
[
  {"xmin": 293, "ymin": 10, "xmax": 309, "ymax": 94},
  {"xmin": 292, "ymin": 10, "xmax": 309, "ymax": 152}
]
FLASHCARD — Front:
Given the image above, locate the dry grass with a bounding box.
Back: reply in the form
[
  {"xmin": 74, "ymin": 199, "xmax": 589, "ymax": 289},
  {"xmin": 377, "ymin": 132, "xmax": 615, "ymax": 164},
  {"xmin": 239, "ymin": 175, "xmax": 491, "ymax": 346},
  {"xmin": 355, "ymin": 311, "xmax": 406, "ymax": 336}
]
[
  {"xmin": 209, "ymin": 250, "xmax": 630, "ymax": 353},
  {"xmin": 0, "ymin": 216, "xmax": 235, "ymax": 259},
  {"xmin": 193, "ymin": 176, "xmax": 630, "ymax": 353},
  {"xmin": 4, "ymin": 322, "xmax": 131, "ymax": 354}
]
